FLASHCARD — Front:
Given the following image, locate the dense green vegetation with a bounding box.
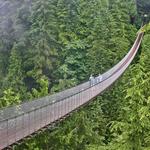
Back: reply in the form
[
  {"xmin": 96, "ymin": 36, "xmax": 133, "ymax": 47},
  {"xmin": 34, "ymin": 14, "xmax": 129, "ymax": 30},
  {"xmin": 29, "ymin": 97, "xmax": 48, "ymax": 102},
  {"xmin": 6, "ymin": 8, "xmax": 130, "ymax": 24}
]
[{"xmin": 0, "ymin": 0, "xmax": 149, "ymax": 149}]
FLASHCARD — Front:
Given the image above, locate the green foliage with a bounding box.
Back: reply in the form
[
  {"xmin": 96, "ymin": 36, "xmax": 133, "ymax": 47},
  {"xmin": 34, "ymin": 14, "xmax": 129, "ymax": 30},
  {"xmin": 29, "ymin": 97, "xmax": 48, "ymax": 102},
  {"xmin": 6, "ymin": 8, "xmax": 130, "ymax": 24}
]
[
  {"xmin": 0, "ymin": 43, "xmax": 27, "ymax": 101},
  {"xmin": 0, "ymin": 0, "xmax": 150, "ymax": 149},
  {"xmin": 0, "ymin": 88, "xmax": 21, "ymax": 107},
  {"xmin": 6, "ymin": 44, "xmax": 24, "ymax": 86},
  {"xmin": 108, "ymin": 31, "xmax": 150, "ymax": 150},
  {"xmin": 140, "ymin": 23, "xmax": 150, "ymax": 32},
  {"xmin": 23, "ymin": 0, "xmax": 59, "ymax": 90},
  {"xmin": 30, "ymin": 76, "xmax": 49, "ymax": 98}
]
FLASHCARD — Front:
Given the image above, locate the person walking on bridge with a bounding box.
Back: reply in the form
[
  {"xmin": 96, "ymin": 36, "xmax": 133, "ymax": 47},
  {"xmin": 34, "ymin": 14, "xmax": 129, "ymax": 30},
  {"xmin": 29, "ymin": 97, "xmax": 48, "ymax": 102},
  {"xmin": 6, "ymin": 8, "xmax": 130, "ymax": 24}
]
[
  {"xmin": 89, "ymin": 74, "xmax": 95, "ymax": 86},
  {"xmin": 98, "ymin": 74, "xmax": 102, "ymax": 82},
  {"xmin": 96, "ymin": 74, "xmax": 102, "ymax": 83}
]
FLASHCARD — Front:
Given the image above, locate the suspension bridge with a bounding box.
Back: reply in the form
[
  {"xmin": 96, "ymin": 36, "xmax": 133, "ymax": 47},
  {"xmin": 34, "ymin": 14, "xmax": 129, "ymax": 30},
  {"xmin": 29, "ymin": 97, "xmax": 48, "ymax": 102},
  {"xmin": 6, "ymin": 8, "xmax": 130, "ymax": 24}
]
[{"xmin": 0, "ymin": 32, "xmax": 144, "ymax": 149}]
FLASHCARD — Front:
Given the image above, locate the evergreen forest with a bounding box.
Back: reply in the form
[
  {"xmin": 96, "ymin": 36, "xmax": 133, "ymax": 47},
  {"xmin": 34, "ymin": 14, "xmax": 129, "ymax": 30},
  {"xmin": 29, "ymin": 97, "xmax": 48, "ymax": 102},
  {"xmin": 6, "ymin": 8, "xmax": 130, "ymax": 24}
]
[{"xmin": 0, "ymin": 0, "xmax": 150, "ymax": 149}]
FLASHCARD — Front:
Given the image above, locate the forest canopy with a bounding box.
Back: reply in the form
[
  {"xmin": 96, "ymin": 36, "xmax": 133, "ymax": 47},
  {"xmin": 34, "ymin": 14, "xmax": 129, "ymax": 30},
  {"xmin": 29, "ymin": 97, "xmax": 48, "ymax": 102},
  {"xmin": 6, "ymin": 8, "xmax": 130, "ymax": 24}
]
[{"xmin": 0, "ymin": 0, "xmax": 150, "ymax": 149}]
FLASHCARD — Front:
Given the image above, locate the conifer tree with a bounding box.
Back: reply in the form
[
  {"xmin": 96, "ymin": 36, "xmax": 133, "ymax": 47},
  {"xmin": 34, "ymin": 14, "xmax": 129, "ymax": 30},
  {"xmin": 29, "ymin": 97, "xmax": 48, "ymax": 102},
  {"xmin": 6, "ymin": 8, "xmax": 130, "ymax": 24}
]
[
  {"xmin": 2, "ymin": 44, "xmax": 26, "ymax": 100},
  {"xmin": 25, "ymin": 0, "xmax": 59, "ymax": 88}
]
